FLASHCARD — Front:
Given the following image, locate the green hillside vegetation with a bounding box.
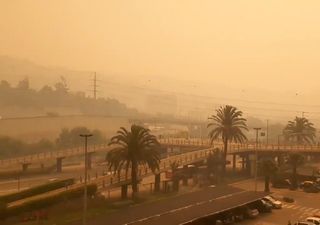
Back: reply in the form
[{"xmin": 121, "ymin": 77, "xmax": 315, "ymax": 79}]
[
  {"xmin": 0, "ymin": 78, "xmax": 139, "ymax": 118},
  {"xmin": 0, "ymin": 127, "xmax": 106, "ymax": 159}
]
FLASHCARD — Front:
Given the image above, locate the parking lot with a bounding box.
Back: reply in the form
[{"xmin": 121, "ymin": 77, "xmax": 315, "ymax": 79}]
[{"xmin": 231, "ymin": 179, "xmax": 320, "ymax": 225}]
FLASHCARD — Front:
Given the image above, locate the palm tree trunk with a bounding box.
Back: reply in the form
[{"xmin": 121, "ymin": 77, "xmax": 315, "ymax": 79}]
[
  {"xmin": 292, "ymin": 165, "xmax": 297, "ymax": 189},
  {"xmin": 131, "ymin": 161, "xmax": 138, "ymax": 197},
  {"xmin": 264, "ymin": 175, "xmax": 270, "ymax": 192},
  {"xmin": 223, "ymin": 138, "xmax": 228, "ymax": 175},
  {"xmin": 297, "ymin": 135, "xmax": 302, "ymax": 145}
]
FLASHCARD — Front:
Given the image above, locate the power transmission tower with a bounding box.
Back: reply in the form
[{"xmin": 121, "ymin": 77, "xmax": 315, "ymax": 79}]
[
  {"xmin": 90, "ymin": 72, "xmax": 100, "ymax": 100},
  {"xmin": 93, "ymin": 72, "xmax": 97, "ymax": 100}
]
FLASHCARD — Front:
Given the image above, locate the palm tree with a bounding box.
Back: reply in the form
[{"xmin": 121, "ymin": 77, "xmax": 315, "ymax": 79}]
[
  {"xmin": 170, "ymin": 161, "xmax": 180, "ymax": 191},
  {"xmin": 206, "ymin": 148, "xmax": 224, "ymax": 183},
  {"xmin": 283, "ymin": 117, "xmax": 316, "ymax": 145},
  {"xmin": 208, "ymin": 105, "xmax": 248, "ymax": 174},
  {"xmin": 106, "ymin": 125, "xmax": 160, "ymax": 197},
  {"xmin": 287, "ymin": 153, "xmax": 304, "ymax": 189},
  {"xmin": 259, "ymin": 158, "xmax": 278, "ymax": 192}
]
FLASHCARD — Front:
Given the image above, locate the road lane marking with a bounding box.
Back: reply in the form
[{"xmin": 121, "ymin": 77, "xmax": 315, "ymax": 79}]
[
  {"xmin": 311, "ymin": 209, "xmax": 319, "ymax": 213},
  {"xmin": 123, "ymin": 190, "xmax": 247, "ymax": 225}
]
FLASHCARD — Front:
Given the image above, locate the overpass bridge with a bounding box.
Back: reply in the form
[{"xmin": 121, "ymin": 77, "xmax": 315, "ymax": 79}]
[
  {"xmin": 1, "ymin": 138, "xmax": 320, "ymax": 172},
  {"xmin": 8, "ymin": 146, "xmax": 213, "ymax": 207},
  {"xmin": 4, "ymin": 138, "xmax": 320, "ymax": 207}
]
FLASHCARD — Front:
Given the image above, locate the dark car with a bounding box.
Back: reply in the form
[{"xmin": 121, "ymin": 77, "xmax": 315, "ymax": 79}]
[
  {"xmin": 215, "ymin": 211, "xmax": 235, "ymax": 225},
  {"xmin": 272, "ymin": 179, "xmax": 292, "ymax": 188},
  {"xmin": 299, "ymin": 181, "xmax": 315, "ymax": 189},
  {"xmin": 242, "ymin": 206, "xmax": 259, "ymax": 219},
  {"xmin": 300, "ymin": 181, "xmax": 320, "ymax": 193},
  {"xmin": 249, "ymin": 200, "xmax": 272, "ymax": 213},
  {"xmin": 231, "ymin": 207, "xmax": 245, "ymax": 222}
]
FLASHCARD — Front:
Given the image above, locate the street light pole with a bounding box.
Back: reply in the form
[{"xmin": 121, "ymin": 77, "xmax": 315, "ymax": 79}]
[
  {"xmin": 278, "ymin": 134, "xmax": 282, "ymax": 151},
  {"xmin": 254, "ymin": 128, "xmax": 261, "ymax": 192},
  {"xmin": 80, "ymin": 134, "xmax": 93, "ymax": 225},
  {"xmin": 266, "ymin": 120, "xmax": 269, "ymax": 146}
]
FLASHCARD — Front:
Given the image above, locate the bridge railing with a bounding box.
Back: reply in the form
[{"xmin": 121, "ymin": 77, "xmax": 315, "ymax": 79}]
[
  {"xmin": 93, "ymin": 147, "xmax": 213, "ymax": 190},
  {"xmin": 2, "ymin": 138, "xmax": 320, "ymax": 167},
  {"xmin": 0, "ymin": 143, "xmax": 111, "ymax": 167}
]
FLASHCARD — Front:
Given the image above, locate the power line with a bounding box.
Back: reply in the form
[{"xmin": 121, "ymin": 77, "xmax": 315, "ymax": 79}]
[{"xmin": 98, "ymin": 80, "xmax": 320, "ymax": 108}]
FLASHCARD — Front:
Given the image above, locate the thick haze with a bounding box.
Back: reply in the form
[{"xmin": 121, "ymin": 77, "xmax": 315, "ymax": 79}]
[{"xmin": 1, "ymin": 1, "xmax": 320, "ymax": 124}]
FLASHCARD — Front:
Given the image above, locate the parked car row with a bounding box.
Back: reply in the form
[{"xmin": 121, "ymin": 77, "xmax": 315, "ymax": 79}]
[
  {"xmin": 273, "ymin": 178, "xmax": 320, "ymax": 193},
  {"xmin": 214, "ymin": 196, "xmax": 282, "ymax": 225}
]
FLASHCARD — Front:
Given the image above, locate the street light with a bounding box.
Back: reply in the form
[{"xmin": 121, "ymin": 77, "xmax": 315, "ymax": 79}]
[
  {"xmin": 80, "ymin": 134, "xmax": 93, "ymax": 225},
  {"xmin": 253, "ymin": 128, "xmax": 261, "ymax": 192}
]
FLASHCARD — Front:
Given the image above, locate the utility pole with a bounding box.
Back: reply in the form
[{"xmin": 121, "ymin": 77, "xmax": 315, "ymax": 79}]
[
  {"xmin": 254, "ymin": 127, "xmax": 261, "ymax": 192},
  {"xmin": 80, "ymin": 134, "xmax": 93, "ymax": 225}
]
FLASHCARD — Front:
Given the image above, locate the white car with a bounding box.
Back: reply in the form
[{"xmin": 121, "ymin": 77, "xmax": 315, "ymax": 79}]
[
  {"xmin": 306, "ymin": 217, "xmax": 320, "ymax": 225},
  {"xmin": 263, "ymin": 195, "xmax": 282, "ymax": 209}
]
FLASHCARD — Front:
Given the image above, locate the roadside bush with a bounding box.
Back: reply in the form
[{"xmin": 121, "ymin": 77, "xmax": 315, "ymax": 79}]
[
  {"xmin": 0, "ymin": 178, "xmax": 74, "ymax": 203},
  {"xmin": 6, "ymin": 184, "xmax": 97, "ymax": 217},
  {"xmin": 283, "ymin": 196, "xmax": 294, "ymax": 203}
]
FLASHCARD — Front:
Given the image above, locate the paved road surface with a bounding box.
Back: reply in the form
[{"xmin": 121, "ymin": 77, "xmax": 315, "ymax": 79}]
[{"xmin": 68, "ymin": 185, "xmax": 266, "ymax": 225}]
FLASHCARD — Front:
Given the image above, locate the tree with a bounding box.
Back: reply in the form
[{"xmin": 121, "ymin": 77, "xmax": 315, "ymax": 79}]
[
  {"xmin": 259, "ymin": 158, "xmax": 278, "ymax": 192},
  {"xmin": 287, "ymin": 153, "xmax": 304, "ymax": 189},
  {"xmin": 56, "ymin": 127, "xmax": 106, "ymax": 148},
  {"xmin": 206, "ymin": 149, "xmax": 224, "ymax": 183},
  {"xmin": 208, "ymin": 105, "xmax": 248, "ymax": 174},
  {"xmin": 283, "ymin": 117, "xmax": 316, "ymax": 145},
  {"xmin": 17, "ymin": 78, "xmax": 29, "ymax": 90},
  {"xmin": 0, "ymin": 80, "xmax": 11, "ymax": 89},
  {"xmin": 54, "ymin": 76, "xmax": 69, "ymax": 94},
  {"xmin": 106, "ymin": 125, "xmax": 160, "ymax": 197}
]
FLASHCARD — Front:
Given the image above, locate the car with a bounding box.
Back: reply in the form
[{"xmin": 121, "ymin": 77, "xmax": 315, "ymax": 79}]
[
  {"xmin": 48, "ymin": 178, "xmax": 58, "ymax": 182},
  {"xmin": 249, "ymin": 200, "xmax": 272, "ymax": 213},
  {"xmin": 306, "ymin": 217, "xmax": 320, "ymax": 225},
  {"xmin": 300, "ymin": 181, "xmax": 316, "ymax": 189},
  {"xmin": 263, "ymin": 195, "xmax": 282, "ymax": 209},
  {"xmin": 231, "ymin": 207, "xmax": 245, "ymax": 222},
  {"xmin": 313, "ymin": 214, "xmax": 320, "ymax": 218},
  {"xmin": 272, "ymin": 178, "xmax": 292, "ymax": 188},
  {"xmin": 243, "ymin": 206, "xmax": 259, "ymax": 219},
  {"xmin": 301, "ymin": 182, "xmax": 320, "ymax": 193},
  {"xmin": 294, "ymin": 222, "xmax": 316, "ymax": 225},
  {"xmin": 218, "ymin": 212, "xmax": 235, "ymax": 225}
]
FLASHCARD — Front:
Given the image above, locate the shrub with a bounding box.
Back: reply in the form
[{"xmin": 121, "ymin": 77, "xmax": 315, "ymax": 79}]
[
  {"xmin": 283, "ymin": 196, "xmax": 294, "ymax": 203},
  {"xmin": 0, "ymin": 178, "xmax": 74, "ymax": 203}
]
